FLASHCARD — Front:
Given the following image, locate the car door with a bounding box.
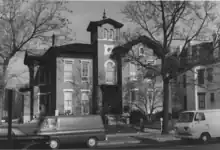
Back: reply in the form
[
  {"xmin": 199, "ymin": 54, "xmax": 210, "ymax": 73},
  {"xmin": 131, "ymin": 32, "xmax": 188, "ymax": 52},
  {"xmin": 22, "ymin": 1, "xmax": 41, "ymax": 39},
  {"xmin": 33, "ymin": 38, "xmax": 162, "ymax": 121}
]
[
  {"xmin": 55, "ymin": 117, "xmax": 74, "ymax": 144},
  {"xmin": 193, "ymin": 112, "xmax": 209, "ymax": 137}
]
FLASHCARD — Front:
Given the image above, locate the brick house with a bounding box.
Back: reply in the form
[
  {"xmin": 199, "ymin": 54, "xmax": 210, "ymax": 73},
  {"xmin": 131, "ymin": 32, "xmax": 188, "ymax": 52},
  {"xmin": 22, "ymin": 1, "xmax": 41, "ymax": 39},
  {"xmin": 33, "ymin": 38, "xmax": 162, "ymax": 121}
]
[
  {"xmin": 22, "ymin": 13, "xmax": 124, "ymax": 122},
  {"xmin": 171, "ymin": 36, "xmax": 220, "ymax": 111}
]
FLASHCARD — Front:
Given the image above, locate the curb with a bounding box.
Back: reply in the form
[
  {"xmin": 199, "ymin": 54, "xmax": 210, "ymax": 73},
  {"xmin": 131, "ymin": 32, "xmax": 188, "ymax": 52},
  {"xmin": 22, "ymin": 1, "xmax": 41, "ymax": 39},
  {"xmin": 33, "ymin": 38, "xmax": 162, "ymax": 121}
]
[
  {"xmin": 106, "ymin": 132, "xmax": 159, "ymax": 138},
  {"xmin": 98, "ymin": 140, "xmax": 140, "ymax": 146},
  {"xmin": 107, "ymin": 133, "xmax": 140, "ymax": 138},
  {"xmin": 97, "ymin": 140, "xmax": 181, "ymax": 147}
]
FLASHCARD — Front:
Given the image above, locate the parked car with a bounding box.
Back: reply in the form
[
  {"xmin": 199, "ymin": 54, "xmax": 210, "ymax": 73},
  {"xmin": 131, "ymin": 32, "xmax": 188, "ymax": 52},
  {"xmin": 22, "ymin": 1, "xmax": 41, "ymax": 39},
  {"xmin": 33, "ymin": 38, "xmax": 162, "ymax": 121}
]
[
  {"xmin": 36, "ymin": 115, "xmax": 107, "ymax": 149},
  {"xmin": 0, "ymin": 127, "xmax": 50, "ymax": 149},
  {"xmin": 174, "ymin": 109, "xmax": 220, "ymax": 143}
]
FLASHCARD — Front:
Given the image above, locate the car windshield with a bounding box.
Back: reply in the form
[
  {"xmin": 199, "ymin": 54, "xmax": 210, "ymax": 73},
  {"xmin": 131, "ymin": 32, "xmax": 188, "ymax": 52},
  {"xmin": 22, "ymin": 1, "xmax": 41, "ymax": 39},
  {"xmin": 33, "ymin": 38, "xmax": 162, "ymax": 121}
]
[{"xmin": 178, "ymin": 112, "xmax": 194, "ymax": 123}]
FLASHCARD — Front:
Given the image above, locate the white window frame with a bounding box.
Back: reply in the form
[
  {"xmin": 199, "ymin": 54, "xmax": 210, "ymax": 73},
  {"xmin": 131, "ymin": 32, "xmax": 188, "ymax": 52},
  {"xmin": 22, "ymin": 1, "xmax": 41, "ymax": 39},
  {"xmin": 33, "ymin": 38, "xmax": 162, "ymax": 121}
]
[
  {"xmin": 63, "ymin": 59, "xmax": 74, "ymax": 82},
  {"xmin": 80, "ymin": 89, "xmax": 90, "ymax": 115},
  {"xmin": 146, "ymin": 57, "xmax": 155, "ymax": 65},
  {"xmin": 178, "ymin": 45, "xmax": 183, "ymax": 55},
  {"xmin": 139, "ymin": 46, "xmax": 145, "ymax": 56},
  {"xmin": 103, "ymin": 28, "xmax": 108, "ymax": 40},
  {"xmin": 104, "ymin": 44, "xmax": 114, "ymax": 55},
  {"xmin": 63, "ymin": 89, "xmax": 74, "ymax": 92},
  {"xmin": 129, "ymin": 63, "xmax": 136, "ymax": 76},
  {"xmin": 109, "ymin": 29, "xmax": 114, "ymax": 40},
  {"xmin": 63, "ymin": 89, "xmax": 73, "ymax": 114},
  {"xmin": 81, "ymin": 60, "xmax": 90, "ymax": 83},
  {"xmin": 104, "ymin": 60, "xmax": 115, "ymax": 84},
  {"xmin": 129, "ymin": 63, "xmax": 137, "ymax": 81}
]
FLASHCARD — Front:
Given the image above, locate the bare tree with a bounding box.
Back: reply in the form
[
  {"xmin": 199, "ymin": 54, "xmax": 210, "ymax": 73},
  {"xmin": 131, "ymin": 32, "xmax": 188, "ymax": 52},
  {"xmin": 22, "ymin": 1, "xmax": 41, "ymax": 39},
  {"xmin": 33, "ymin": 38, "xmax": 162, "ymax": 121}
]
[
  {"xmin": 123, "ymin": 73, "xmax": 163, "ymax": 121},
  {"xmin": 70, "ymin": 67, "xmax": 93, "ymax": 115},
  {"xmin": 0, "ymin": 0, "xmax": 73, "ymax": 122},
  {"xmin": 116, "ymin": 1, "xmax": 219, "ymax": 134},
  {"xmin": 64, "ymin": 63, "xmax": 105, "ymax": 115}
]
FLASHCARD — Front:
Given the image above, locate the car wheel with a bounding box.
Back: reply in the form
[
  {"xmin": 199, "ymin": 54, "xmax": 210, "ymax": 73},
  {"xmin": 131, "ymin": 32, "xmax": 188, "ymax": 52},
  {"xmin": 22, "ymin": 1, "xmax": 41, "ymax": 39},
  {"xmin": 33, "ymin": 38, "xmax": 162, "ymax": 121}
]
[
  {"xmin": 49, "ymin": 139, "xmax": 60, "ymax": 149},
  {"xmin": 87, "ymin": 137, "xmax": 97, "ymax": 148},
  {"xmin": 200, "ymin": 133, "xmax": 211, "ymax": 144}
]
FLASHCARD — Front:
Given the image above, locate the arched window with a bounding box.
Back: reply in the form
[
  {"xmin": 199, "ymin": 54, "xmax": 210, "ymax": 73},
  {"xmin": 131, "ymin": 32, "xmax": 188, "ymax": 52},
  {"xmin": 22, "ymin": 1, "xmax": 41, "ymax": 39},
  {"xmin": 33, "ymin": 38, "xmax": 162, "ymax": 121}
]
[
  {"xmin": 103, "ymin": 28, "xmax": 108, "ymax": 39},
  {"xmin": 105, "ymin": 61, "xmax": 115, "ymax": 84},
  {"xmin": 109, "ymin": 29, "xmax": 114, "ymax": 40}
]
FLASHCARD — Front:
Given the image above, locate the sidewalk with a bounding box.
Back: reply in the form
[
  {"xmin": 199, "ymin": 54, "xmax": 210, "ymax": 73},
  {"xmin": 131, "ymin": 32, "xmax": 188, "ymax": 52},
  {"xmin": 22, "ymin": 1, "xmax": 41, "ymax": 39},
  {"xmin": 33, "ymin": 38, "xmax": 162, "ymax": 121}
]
[
  {"xmin": 98, "ymin": 128, "xmax": 179, "ymax": 146},
  {"xmin": 133, "ymin": 129, "xmax": 178, "ymax": 142},
  {"xmin": 98, "ymin": 135, "xmax": 140, "ymax": 146}
]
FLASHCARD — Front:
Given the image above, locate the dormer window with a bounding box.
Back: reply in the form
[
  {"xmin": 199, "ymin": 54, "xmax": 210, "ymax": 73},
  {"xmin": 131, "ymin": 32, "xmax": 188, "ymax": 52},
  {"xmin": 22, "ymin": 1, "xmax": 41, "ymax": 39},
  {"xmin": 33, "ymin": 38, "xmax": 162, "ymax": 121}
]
[
  {"xmin": 109, "ymin": 29, "xmax": 114, "ymax": 40},
  {"xmin": 103, "ymin": 28, "xmax": 108, "ymax": 39},
  {"xmin": 139, "ymin": 46, "xmax": 145, "ymax": 56}
]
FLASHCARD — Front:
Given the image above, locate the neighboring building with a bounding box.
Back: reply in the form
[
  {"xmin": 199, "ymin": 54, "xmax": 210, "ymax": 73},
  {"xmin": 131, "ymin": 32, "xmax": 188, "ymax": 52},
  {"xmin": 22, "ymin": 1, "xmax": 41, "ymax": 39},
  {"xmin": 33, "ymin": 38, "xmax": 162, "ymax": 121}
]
[
  {"xmin": 22, "ymin": 12, "xmax": 124, "ymax": 122},
  {"xmin": 172, "ymin": 36, "xmax": 220, "ymax": 111}
]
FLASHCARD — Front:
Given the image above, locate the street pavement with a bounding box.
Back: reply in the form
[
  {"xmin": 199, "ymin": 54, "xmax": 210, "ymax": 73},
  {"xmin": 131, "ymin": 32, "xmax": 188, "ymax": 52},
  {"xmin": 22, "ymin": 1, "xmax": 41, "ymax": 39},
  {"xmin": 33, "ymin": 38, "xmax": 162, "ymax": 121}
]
[{"xmin": 69, "ymin": 142, "xmax": 220, "ymax": 150}]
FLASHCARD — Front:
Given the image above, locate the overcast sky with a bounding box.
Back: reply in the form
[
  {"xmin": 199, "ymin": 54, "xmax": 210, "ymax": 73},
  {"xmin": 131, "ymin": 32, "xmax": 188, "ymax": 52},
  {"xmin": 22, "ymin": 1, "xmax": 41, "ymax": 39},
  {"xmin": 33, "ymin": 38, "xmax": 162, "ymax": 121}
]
[{"xmin": 64, "ymin": 1, "xmax": 134, "ymax": 43}]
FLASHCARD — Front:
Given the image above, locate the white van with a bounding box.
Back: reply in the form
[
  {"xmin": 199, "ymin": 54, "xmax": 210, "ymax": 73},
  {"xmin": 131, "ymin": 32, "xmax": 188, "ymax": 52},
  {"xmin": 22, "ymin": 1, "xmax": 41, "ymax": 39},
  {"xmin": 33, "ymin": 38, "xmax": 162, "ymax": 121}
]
[{"xmin": 174, "ymin": 109, "xmax": 220, "ymax": 143}]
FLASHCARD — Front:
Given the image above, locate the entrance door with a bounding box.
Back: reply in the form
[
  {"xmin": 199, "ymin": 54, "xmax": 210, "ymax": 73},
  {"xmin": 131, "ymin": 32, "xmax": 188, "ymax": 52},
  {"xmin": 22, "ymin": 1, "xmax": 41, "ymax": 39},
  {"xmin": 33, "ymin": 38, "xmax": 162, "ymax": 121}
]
[
  {"xmin": 39, "ymin": 94, "xmax": 51, "ymax": 115},
  {"xmin": 101, "ymin": 85, "xmax": 122, "ymax": 115}
]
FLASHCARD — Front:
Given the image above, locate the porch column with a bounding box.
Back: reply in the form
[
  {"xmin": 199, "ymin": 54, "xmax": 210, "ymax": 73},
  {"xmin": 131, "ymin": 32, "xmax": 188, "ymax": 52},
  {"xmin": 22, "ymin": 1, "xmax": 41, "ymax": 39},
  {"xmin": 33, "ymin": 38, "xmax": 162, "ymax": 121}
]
[
  {"xmin": 116, "ymin": 55, "xmax": 122, "ymax": 114},
  {"xmin": 92, "ymin": 45, "xmax": 98, "ymax": 114},
  {"xmin": 28, "ymin": 63, "xmax": 34, "ymax": 120}
]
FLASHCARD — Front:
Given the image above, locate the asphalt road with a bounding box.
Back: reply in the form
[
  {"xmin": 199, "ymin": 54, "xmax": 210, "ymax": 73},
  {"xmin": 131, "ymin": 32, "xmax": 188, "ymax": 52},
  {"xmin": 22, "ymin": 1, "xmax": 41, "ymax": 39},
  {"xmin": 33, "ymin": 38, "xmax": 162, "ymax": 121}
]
[{"xmin": 68, "ymin": 142, "xmax": 220, "ymax": 150}]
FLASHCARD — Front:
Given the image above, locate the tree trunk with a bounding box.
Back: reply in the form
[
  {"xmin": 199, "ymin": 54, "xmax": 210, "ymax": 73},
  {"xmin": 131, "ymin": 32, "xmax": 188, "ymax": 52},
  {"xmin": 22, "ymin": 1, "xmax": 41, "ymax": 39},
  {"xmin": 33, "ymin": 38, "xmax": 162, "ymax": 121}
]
[
  {"xmin": 0, "ymin": 59, "xmax": 9, "ymax": 124},
  {"xmin": 162, "ymin": 77, "xmax": 169, "ymax": 134},
  {"xmin": 0, "ymin": 88, "xmax": 5, "ymax": 125}
]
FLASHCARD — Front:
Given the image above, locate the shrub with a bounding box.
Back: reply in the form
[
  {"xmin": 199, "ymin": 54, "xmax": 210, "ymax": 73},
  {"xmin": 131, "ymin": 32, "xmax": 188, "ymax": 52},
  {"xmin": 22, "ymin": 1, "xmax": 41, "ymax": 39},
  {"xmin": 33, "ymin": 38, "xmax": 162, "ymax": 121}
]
[{"xmin": 129, "ymin": 110, "xmax": 146, "ymax": 125}]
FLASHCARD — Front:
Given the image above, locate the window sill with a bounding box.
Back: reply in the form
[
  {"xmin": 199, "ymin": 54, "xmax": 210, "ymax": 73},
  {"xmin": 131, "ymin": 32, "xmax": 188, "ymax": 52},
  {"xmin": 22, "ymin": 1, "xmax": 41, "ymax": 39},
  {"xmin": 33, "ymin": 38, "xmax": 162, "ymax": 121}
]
[
  {"xmin": 139, "ymin": 54, "xmax": 145, "ymax": 57},
  {"xmin": 81, "ymin": 78, "xmax": 90, "ymax": 83},
  {"xmin": 98, "ymin": 38, "xmax": 115, "ymax": 41},
  {"xmin": 105, "ymin": 81, "xmax": 114, "ymax": 84},
  {"xmin": 104, "ymin": 52, "xmax": 111, "ymax": 55},
  {"xmin": 64, "ymin": 80, "xmax": 74, "ymax": 83},
  {"xmin": 82, "ymin": 113, "xmax": 90, "ymax": 115},
  {"xmin": 36, "ymin": 83, "xmax": 48, "ymax": 86}
]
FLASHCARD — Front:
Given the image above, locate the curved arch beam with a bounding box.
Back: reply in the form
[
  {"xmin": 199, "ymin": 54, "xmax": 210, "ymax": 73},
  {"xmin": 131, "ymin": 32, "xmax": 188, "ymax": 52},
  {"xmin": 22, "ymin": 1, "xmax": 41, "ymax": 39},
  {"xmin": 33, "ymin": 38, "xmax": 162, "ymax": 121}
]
[{"xmin": 110, "ymin": 35, "xmax": 164, "ymax": 59}]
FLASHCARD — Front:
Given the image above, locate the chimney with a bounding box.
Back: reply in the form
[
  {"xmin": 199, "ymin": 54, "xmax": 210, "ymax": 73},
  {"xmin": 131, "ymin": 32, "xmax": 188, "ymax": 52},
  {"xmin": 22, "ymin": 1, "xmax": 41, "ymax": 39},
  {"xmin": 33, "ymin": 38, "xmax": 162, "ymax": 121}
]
[{"xmin": 52, "ymin": 34, "xmax": 55, "ymax": 47}]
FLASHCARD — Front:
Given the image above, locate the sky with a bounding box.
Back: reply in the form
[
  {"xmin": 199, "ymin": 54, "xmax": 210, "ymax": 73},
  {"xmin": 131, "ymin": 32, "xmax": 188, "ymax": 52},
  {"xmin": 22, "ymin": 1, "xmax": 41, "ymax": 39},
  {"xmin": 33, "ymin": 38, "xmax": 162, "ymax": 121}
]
[
  {"xmin": 6, "ymin": 1, "xmax": 133, "ymax": 88},
  {"xmin": 65, "ymin": 1, "xmax": 134, "ymax": 43}
]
